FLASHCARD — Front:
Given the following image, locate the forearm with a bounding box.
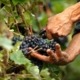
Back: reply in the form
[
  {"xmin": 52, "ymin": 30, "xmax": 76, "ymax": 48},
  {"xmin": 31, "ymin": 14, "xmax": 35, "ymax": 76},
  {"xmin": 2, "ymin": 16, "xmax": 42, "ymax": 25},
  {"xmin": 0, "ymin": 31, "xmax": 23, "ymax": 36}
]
[
  {"xmin": 55, "ymin": 33, "xmax": 80, "ymax": 65},
  {"xmin": 63, "ymin": 2, "xmax": 80, "ymax": 22},
  {"xmin": 65, "ymin": 33, "xmax": 80, "ymax": 62},
  {"xmin": 29, "ymin": 33, "xmax": 80, "ymax": 65}
]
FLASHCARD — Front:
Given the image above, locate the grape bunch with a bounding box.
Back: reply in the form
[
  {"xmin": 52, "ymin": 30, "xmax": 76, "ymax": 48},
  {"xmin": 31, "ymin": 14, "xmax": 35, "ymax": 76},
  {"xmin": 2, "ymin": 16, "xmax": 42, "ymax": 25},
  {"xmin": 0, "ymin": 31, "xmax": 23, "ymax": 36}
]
[
  {"xmin": 12, "ymin": 35, "xmax": 22, "ymax": 45},
  {"xmin": 20, "ymin": 35, "xmax": 56, "ymax": 55},
  {"xmin": 20, "ymin": 35, "xmax": 56, "ymax": 69}
]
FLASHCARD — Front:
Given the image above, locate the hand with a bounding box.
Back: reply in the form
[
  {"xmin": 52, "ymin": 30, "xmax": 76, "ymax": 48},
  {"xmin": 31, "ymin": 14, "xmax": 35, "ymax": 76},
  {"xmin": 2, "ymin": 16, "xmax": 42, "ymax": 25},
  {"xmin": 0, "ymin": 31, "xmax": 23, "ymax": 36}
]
[
  {"xmin": 29, "ymin": 44, "xmax": 69, "ymax": 65},
  {"xmin": 46, "ymin": 44, "xmax": 69, "ymax": 65},
  {"xmin": 46, "ymin": 12, "xmax": 73, "ymax": 39}
]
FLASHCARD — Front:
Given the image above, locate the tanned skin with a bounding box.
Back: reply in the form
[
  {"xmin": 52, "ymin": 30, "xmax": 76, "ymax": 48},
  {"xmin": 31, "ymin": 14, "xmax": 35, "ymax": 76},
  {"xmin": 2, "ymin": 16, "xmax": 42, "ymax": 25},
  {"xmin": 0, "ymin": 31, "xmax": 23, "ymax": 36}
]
[
  {"xmin": 29, "ymin": 33, "xmax": 80, "ymax": 65},
  {"xmin": 29, "ymin": 2, "xmax": 80, "ymax": 65}
]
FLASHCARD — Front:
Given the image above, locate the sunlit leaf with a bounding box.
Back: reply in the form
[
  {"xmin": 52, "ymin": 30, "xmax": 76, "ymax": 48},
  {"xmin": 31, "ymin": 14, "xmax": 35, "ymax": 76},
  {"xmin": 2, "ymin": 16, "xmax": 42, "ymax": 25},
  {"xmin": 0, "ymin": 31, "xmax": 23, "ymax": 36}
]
[
  {"xmin": 40, "ymin": 68, "xmax": 53, "ymax": 80},
  {"xmin": 10, "ymin": 50, "xmax": 30, "ymax": 65},
  {"xmin": 0, "ymin": 36, "xmax": 12, "ymax": 50},
  {"xmin": 27, "ymin": 65, "xmax": 41, "ymax": 80},
  {"xmin": 40, "ymin": 68, "xmax": 50, "ymax": 77},
  {"xmin": 12, "ymin": 41, "xmax": 22, "ymax": 52},
  {"xmin": 23, "ymin": 11, "xmax": 33, "ymax": 26}
]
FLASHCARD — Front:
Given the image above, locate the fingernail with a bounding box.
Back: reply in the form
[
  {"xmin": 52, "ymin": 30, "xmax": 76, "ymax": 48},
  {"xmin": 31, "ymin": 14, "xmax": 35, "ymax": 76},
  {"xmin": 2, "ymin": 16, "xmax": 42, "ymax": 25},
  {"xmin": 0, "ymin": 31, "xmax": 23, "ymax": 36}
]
[
  {"xmin": 28, "ymin": 47, "xmax": 32, "ymax": 50},
  {"xmin": 47, "ymin": 49, "xmax": 51, "ymax": 52}
]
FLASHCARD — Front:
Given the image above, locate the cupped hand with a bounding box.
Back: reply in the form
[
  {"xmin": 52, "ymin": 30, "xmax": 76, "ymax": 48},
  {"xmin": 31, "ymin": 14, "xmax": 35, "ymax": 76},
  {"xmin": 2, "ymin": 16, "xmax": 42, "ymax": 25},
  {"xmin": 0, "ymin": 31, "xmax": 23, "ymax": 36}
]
[{"xmin": 29, "ymin": 44, "xmax": 69, "ymax": 65}]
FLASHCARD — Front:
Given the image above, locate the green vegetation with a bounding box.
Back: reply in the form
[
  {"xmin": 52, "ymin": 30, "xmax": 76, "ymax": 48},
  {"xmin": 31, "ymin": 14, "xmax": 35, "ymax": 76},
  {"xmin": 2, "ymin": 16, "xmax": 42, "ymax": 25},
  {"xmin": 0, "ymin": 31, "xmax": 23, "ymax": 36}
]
[{"xmin": 0, "ymin": 0, "xmax": 79, "ymax": 80}]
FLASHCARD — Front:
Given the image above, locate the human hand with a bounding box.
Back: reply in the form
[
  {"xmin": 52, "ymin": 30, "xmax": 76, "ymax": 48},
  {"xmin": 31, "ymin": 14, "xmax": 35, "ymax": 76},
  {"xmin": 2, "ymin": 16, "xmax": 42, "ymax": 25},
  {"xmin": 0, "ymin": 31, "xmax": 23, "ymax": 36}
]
[
  {"xmin": 46, "ymin": 12, "xmax": 73, "ymax": 39},
  {"xmin": 29, "ymin": 44, "xmax": 69, "ymax": 65},
  {"xmin": 46, "ymin": 44, "xmax": 69, "ymax": 65}
]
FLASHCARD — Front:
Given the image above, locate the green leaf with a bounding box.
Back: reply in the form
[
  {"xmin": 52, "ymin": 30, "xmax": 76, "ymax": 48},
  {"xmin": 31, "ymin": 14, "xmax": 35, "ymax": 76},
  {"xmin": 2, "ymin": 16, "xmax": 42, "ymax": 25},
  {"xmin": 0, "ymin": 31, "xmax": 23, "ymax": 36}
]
[
  {"xmin": 32, "ymin": 25, "xmax": 40, "ymax": 32},
  {"xmin": 23, "ymin": 11, "xmax": 34, "ymax": 26},
  {"xmin": 38, "ymin": 12, "xmax": 48, "ymax": 27},
  {"xmin": 40, "ymin": 68, "xmax": 50, "ymax": 77},
  {"xmin": 40, "ymin": 68, "xmax": 53, "ymax": 80},
  {"xmin": 52, "ymin": 1, "xmax": 65, "ymax": 13},
  {"xmin": 0, "ymin": 36, "xmax": 12, "ymax": 50},
  {"xmin": 0, "ymin": 8, "xmax": 7, "ymax": 21},
  {"xmin": 10, "ymin": 50, "xmax": 30, "ymax": 65},
  {"xmin": 12, "ymin": 0, "xmax": 28, "ymax": 5},
  {"xmin": 12, "ymin": 41, "xmax": 22, "ymax": 52},
  {"xmin": 27, "ymin": 65, "xmax": 41, "ymax": 80}
]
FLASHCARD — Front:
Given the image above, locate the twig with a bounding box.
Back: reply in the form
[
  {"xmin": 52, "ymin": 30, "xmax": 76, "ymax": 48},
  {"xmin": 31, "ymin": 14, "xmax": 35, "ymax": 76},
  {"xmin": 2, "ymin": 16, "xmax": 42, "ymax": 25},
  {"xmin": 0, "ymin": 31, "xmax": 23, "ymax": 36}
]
[
  {"xmin": 9, "ymin": 0, "xmax": 20, "ymax": 33},
  {"xmin": 16, "ymin": 5, "xmax": 30, "ymax": 35},
  {"xmin": 28, "ymin": 47, "xmax": 42, "ymax": 54}
]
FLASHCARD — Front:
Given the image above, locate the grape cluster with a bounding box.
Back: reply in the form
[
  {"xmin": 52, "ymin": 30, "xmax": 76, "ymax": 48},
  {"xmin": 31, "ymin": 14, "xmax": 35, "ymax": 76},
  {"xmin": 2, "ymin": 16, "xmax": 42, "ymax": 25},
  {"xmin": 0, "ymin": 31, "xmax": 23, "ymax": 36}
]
[
  {"xmin": 20, "ymin": 35, "xmax": 56, "ymax": 69},
  {"xmin": 12, "ymin": 36, "xmax": 22, "ymax": 45},
  {"xmin": 20, "ymin": 35, "xmax": 56, "ymax": 55}
]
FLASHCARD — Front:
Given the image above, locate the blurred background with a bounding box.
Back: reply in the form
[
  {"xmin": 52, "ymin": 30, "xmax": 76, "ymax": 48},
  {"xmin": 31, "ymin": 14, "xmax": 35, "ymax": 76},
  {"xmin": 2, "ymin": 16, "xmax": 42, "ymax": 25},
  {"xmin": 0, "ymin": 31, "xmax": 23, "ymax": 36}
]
[{"xmin": 0, "ymin": 0, "xmax": 80, "ymax": 80}]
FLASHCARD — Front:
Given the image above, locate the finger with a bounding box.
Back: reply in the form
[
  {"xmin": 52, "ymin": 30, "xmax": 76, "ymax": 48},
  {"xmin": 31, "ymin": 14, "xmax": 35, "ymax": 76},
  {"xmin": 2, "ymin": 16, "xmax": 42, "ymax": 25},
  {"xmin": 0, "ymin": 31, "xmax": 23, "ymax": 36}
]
[
  {"xmin": 29, "ymin": 48, "xmax": 50, "ymax": 62},
  {"xmin": 46, "ymin": 26, "xmax": 59, "ymax": 39},
  {"xmin": 55, "ymin": 44, "xmax": 69, "ymax": 60},
  {"xmin": 55, "ymin": 44, "xmax": 62, "ymax": 57},
  {"xmin": 46, "ymin": 28, "xmax": 53, "ymax": 39},
  {"xmin": 47, "ymin": 49, "xmax": 59, "ymax": 62},
  {"xmin": 46, "ymin": 21, "xmax": 55, "ymax": 39}
]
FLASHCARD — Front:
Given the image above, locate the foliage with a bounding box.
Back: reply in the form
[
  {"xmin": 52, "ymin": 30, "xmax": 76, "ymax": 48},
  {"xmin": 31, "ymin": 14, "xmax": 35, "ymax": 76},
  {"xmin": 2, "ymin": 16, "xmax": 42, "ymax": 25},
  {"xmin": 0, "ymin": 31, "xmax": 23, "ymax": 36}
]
[{"xmin": 0, "ymin": 0, "xmax": 77, "ymax": 80}]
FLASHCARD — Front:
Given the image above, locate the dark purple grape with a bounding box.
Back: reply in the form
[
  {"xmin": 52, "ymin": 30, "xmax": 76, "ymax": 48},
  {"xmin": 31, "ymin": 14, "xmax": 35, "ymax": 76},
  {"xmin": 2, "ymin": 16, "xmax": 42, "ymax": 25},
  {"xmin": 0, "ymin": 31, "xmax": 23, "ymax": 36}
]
[
  {"xmin": 12, "ymin": 36, "xmax": 23, "ymax": 45},
  {"xmin": 20, "ymin": 35, "xmax": 56, "ymax": 69}
]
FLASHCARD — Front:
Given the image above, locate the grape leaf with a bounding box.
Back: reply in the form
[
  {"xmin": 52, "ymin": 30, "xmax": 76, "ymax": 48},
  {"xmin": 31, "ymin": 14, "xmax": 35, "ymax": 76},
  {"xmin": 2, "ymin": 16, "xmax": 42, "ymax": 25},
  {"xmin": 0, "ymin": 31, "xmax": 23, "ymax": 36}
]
[
  {"xmin": 10, "ymin": 50, "xmax": 30, "ymax": 65},
  {"xmin": 0, "ymin": 36, "xmax": 12, "ymax": 50},
  {"xmin": 40, "ymin": 68, "xmax": 50, "ymax": 77},
  {"xmin": 38, "ymin": 12, "xmax": 48, "ymax": 27},
  {"xmin": 27, "ymin": 65, "xmax": 41, "ymax": 80},
  {"xmin": 40, "ymin": 68, "xmax": 53, "ymax": 80}
]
